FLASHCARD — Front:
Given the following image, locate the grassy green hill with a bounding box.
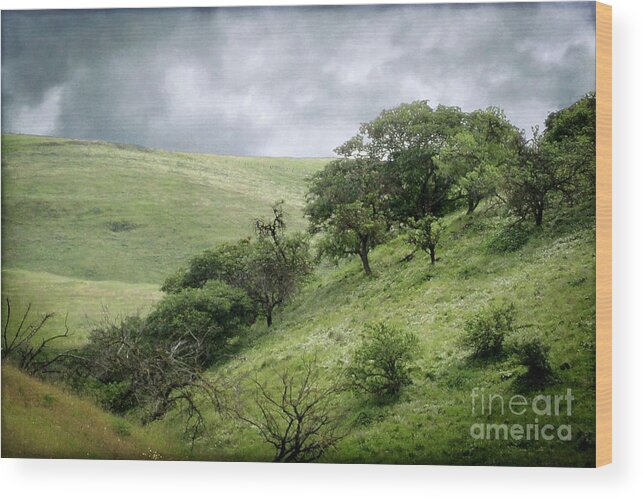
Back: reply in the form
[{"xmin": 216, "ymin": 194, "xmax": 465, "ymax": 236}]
[
  {"xmin": 1, "ymin": 365, "xmax": 179, "ymax": 459},
  {"xmin": 1, "ymin": 134, "xmax": 595, "ymax": 466},
  {"xmin": 1, "ymin": 134, "xmax": 325, "ymax": 284},
  {"xmin": 153, "ymin": 208, "xmax": 596, "ymax": 466},
  {"xmin": 1, "ymin": 268, "xmax": 162, "ymax": 348},
  {"xmin": 1, "ymin": 133, "xmax": 326, "ymax": 343}
]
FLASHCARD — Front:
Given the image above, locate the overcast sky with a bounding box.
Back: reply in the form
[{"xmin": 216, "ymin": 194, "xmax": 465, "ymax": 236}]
[{"xmin": 1, "ymin": 3, "xmax": 596, "ymax": 157}]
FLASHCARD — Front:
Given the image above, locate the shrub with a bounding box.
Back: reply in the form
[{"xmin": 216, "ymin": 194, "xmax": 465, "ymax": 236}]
[
  {"xmin": 508, "ymin": 333, "xmax": 554, "ymax": 385},
  {"xmin": 461, "ymin": 303, "xmax": 515, "ymax": 359},
  {"xmin": 347, "ymin": 323, "xmax": 419, "ymax": 398},
  {"xmin": 160, "ymin": 240, "xmax": 252, "ymax": 293},
  {"xmin": 147, "ymin": 280, "xmax": 256, "ymax": 365},
  {"xmin": 72, "ymin": 315, "xmax": 208, "ymax": 430},
  {"xmin": 487, "ymin": 223, "xmax": 530, "ymax": 253},
  {"xmin": 94, "ymin": 380, "xmax": 137, "ymax": 413}
]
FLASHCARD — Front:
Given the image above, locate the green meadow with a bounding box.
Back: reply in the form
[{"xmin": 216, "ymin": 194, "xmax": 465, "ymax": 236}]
[
  {"xmin": 1, "ymin": 134, "xmax": 596, "ymax": 466},
  {"xmin": 1, "ymin": 134, "xmax": 324, "ymax": 284},
  {"xmin": 1, "ymin": 134, "xmax": 325, "ymax": 343}
]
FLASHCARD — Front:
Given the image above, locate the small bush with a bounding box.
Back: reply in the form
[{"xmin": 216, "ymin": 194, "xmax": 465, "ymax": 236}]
[
  {"xmin": 461, "ymin": 304, "xmax": 515, "ymax": 359},
  {"xmin": 508, "ymin": 333, "xmax": 554, "ymax": 385},
  {"xmin": 487, "ymin": 223, "xmax": 530, "ymax": 253},
  {"xmin": 347, "ymin": 323, "xmax": 419, "ymax": 398},
  {"xmin": 146, "ymin": 280, "xmax": 256, "ymax": 365}
]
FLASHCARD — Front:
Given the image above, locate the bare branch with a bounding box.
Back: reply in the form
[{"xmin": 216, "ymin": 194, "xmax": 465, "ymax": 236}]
[{"xmin": 230, "ymin": 354, "xmax": 346, "ymax": 462}]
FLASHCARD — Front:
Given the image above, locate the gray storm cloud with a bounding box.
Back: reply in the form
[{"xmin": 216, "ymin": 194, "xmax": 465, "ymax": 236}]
[{"xmin": 1, "ymin": 3, "xmax": 596, "ymax": 157}]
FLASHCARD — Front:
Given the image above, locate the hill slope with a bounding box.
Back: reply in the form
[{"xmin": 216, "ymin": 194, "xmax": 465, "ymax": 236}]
[
  {"xmin": 1, "ymin": 135, "xmax": 596, "ymax": 466},
  {"xmin": 158, "ymin": 208, "xmax": 596, "ymax": 467},
  {"xmin": 1, "ymin": 134, "xmax": 326, "ymax": 344},
  {"xmin": 1, "ymin": 365, "xmax": 176, "ymax": 459},
  {"xmin": 1, "ymin": 134, "xmax": 326, "ymax": 284}
]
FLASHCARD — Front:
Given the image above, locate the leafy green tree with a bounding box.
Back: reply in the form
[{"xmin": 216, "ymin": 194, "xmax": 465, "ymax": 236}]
[
  {"xmin": 406, "ymin": 214, "xmax": 444, "ymax": 264},
  {"xmin": 542, "ymin": 92, "xmax": 596, "ymax": 203},
  {"xmin": 317, "ymin": 201, "xmax": 387, "ymax": 275},
  {"xmin": 335, "ymin": 101, "xmax": 466, "ymax": 220},
  {"xmin": 253, "ymin": 202, "xmax": 312, "ymax": 279},
  {"xmin": 498, "ymin": 128, "xmax": 556, "ymax": 226},
  {"xmin": 306, "ymin": 159, "xmax": 388, "ymax": 275},
  {"xmin": 499, "ymin": 94, "xmax": 596, "ymax": 226},
  {"xmin": 163, "ymin": 203, "xmax": 312, "ymax": 327},
  {"xmin": 147, "ymin": 280, "xmax": 256, "ymax": 364},
  {"xmin": 242, "ymin": 202, "xmax": 312, "ymax": 327},
  {"xmin": 241, "ymin": 233, "xmax": 311, "ymax": 327},
  {"xmin": 347, "ymin": 323, "xmax": 419, "ymax": 398},
  {"xmin": 438, "ymin": 108, "xmax": 521, "ymax": 213}
]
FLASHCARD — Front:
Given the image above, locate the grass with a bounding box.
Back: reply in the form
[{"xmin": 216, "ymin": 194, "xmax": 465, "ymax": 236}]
[
  {"xmin": 1, "ymin": 364, "xmax": 179, "ymax": 459},
  {"xmin": 166, "ymin": 207, "xmax": 595, "ymax": 466},
  {"xmin": 1, "ymin": 269, "xmax": 162, "ymax": 347},
  {"xmin": 1, "ymin": 134, "xmax": 596, "ymax": 466},
  {"xmin": 1, "ymin": 134, "xmax": 326, "ymax": 284},
  {"xmin": 1, "ymin": 133, "xmax": 325, "ymax": 345}
]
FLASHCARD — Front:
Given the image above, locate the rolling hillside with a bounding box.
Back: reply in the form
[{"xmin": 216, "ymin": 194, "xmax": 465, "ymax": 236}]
[
  {"xmin": 1, "ymin": 365, "xmax": 177, "ymax": 459},
  {"xmin": 2, "ymin": 134, "xmax": 326, "ymax": 283},
  {"xmin": 152, "ymin": 207, "xmax": 597, "ymax": 466},
  {"xmin": 1, "ymin": 134, "xmax": 326, "ymax": 343},
  {"xmin": 1, "ymin": 135, "xmax": 596, "ymax": 465}
]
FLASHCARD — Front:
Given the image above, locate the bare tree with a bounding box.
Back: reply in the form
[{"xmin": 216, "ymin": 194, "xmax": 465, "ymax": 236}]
[
  {"xmin": 250, "ymin": 201, "xmax": 313, "ymax": 327},
  {"xmin": 1, "ymin": 298, "xmax": 75, "ymax": 375},
  {"xmin": 75, "ymin": 314, "xmax": 213, "ymax": 443},
  {"xmin": 231, "ymin": 356, "xmax": 346, "ymax": 462}
]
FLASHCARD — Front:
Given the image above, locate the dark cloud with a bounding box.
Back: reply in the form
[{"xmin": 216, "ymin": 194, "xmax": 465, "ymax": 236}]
[{"xmin": 1, "ymin": 3, "xmax": 596, "ymax": 157}]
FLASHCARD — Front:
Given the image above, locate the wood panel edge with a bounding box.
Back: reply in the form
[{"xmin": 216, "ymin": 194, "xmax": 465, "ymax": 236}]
[{"xmin": 595, "ymin": 0, "xmax": 612, "ymax": 468}]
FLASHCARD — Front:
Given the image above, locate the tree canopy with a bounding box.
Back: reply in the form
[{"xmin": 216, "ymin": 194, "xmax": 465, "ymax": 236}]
[
  {"xmin": 307, "ymin": 95, "xmax": 596, "ymax": 271},
  {"xmin": 335, "ymin": 101, "xmax": 466, "ymax": 220},
  {"xmin": 163, "ymin": 203, "xmax": 312, "ymax": 327}
]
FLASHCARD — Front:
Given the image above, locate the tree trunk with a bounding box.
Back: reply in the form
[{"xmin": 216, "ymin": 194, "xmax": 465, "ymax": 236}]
[
  {"xmin": 266, "ymin": 309, "xmax": 273, "ymax": 328},
  {"xmin": 429, "ymin": 246, "xmax": 436, "ymax": 264},
  {"xmin": 358, "ymin": 239, "xmax": 372, "ymax": 275},
  {"xmin": 467, "ymin": 194, "xmax": 480, "ymax": 214},
  {"xmin": 534, "ymin": 205, "xmax": 544, "ymax": 226}
]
